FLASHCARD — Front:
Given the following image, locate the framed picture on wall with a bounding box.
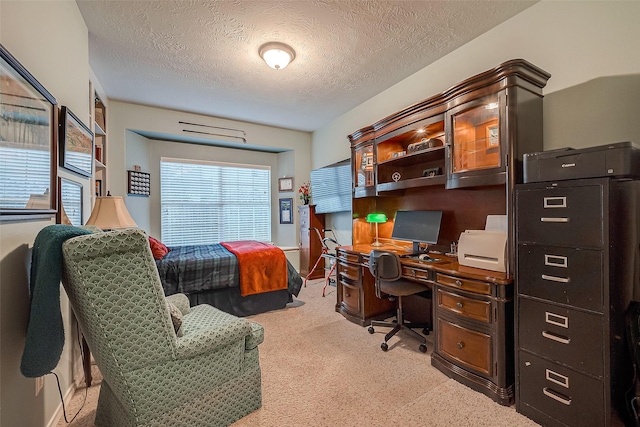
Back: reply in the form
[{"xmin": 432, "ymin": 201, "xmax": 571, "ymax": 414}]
[
  {"xmin": 0, "ymin": 44, "xmax": 58, "ymax": 218},
  {"xmin": 279, "ymin": 198, "xmax": 293, "ymax": 224},
  {"xmin": 278, "ymin": 177, "xmax": 294, "ymax": 192},
  {"xmin": 60, "ymin": 106, "xmax": 94, "ymax": 177}
]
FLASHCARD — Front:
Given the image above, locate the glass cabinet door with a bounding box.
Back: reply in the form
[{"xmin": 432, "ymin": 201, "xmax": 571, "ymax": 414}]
[
  {"xmin": 446, "ymin": 93, "xmax": 505, "ymax": 188},
  {"xmin": 353, "ymin": 143, "xmax": 375, "ymax": 197},
  {"xmin": 451, "ymin": 94, "xmax": 500, "ymax": 173}
]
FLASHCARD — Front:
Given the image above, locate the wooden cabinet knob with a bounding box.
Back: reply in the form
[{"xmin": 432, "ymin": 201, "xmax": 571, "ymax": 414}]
[
  {"xmin": 456, "ymin": 302, "xmax": 463, "ymax": 309},
  {"xmin": 457, "ymin": 341, "xmax": 465, "ymax": 349},
  {"xmin": 455, "ymin": 279, "xmax": 462, "ymax": 286}
]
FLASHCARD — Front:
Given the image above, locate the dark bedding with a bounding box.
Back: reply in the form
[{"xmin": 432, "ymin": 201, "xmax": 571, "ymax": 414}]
[{"xmin": 156, "ymin": 243, "xmax": 303, "ymax": 299}]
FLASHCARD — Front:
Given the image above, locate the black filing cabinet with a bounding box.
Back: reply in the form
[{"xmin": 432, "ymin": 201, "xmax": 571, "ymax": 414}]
[{"xmin": 515, "ymin": 177, "xmax": 640, "ymax": 426}]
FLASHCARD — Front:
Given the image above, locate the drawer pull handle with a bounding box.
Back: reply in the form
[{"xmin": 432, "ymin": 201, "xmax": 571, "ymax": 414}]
[
  {"xmin": 542, "ymin": 331, "xmax": 570, "ymax": 344},
  {"xmin": 540, "ymin": 217, "xmax": 569, "ymax": 223},
  {"xmin": 543, "ymin": 196, "xmax": 567, "ymax": 208},
  {"xmin": 344, "ymin": 292, "xmax": 350, "ymax": 297},
  {"xmin": 545, "ymin": 369, "xmax": 569, "ymax": 388},
  {"xmin": 455, "ymin": 280, "xmax": 462, "ymax": 286},
  {"xmin": 542, "ymin": 274, "xmax": 570, "ymax": 283},
  {"xmin": 545, "ymin": 255, "xmax": 568, "ymax": 268},
  {"xmin": 456, "ymin": 302, "xmax": 463, "ymax": 309},
  {"xmin": 545, "ymin": 312, "xmax": 569, "ymax": 328},
  {"xmin": 543, "ymin": 387, "xmax": 571, "ymax": 406},
  {"xmin": 457, "ymin": 342, "xmax": 465, "ymax": 349}
]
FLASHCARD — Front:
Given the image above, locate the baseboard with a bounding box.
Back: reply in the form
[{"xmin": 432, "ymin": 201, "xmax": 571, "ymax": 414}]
[{"xmin": 47, "ymin": 379, "xmax": 77, "ymax": 427}]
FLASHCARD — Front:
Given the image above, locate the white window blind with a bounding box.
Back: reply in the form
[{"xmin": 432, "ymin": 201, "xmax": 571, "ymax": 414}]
[{"xmin": 160, "ymin": 157, "xmax": 271, "ymax": 246}]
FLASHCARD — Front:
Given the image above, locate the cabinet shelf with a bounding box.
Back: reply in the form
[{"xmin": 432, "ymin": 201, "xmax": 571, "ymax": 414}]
[
  {"xmin": 94, "ymin": 122, "xmax": 106, "ymax": 136},
  {"xmin": 94, "ymin": 158, "xmax": 106, "ymax": 170},
  {"xmin": 378, "ymin": 145, "xmax": 445, "ymax": 168},
  {"xmin": 377, "ymin": 175, "xmax": 446, "ymax": 193}
]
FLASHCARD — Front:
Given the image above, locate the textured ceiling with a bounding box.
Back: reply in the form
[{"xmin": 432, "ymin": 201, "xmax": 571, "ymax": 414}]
[{"xmin": 77, "ymin": 0, "xmax": 536, "ymax": 132}]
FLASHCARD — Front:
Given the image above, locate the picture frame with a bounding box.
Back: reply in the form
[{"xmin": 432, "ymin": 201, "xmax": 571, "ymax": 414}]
[
  {"xmin": 422, "ymin": 167, "xmax": 441, "ymax": 177},
  {"xmin": 279, "ymin": 198, "xmax": 293, "ymax": 224},
  {"xmin": 57, "ymin": 177, "xmax": 83, "ymax": 226},
  {"xmin": 278, "ymin": 177, "xmax": 294, "ymax": 192},
  {"xmin": 487, "ymin": 124, "xmax": 499, "ymax": 147},
  {"xmin": 0, "ymin": 44, "xmax": 58, "ymax": 218},
  {"xmin": 60, "ymin": 106, "xmax": 94, "ymax": 177}
]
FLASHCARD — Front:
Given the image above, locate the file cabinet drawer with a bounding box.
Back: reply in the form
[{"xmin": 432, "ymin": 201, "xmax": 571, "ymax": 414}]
[
  {"xmin": 519, "ymin": 350, "xmax": 604, "ymax": 427},
  {"xmin": 517, "ymin": 244, "xmax": 603, "ymax": 311},
  {"xmin": 437, "ymin": 288, "xmax": 491, "ymax": 323},
  {"xmin": 437, "ymin": 317, "xmax": 492, "ymax": 376},
  {"xmin": 518, "ymin": 298, "xmax": 603, "ymax": 376},
  {"xmin": 516, "ymin": 185, "xmax": 603, "ymax": 247}
]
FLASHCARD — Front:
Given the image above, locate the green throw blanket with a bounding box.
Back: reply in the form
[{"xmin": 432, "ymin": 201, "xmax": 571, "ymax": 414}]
[{"xmin": 20, "ymin": 224, "xmax": 92, "ymax": 378}]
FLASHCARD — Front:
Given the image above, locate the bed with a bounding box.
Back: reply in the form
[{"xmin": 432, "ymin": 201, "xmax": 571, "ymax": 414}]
[{"xmin": 155, "ymin": 241, "xmax": 303, "ymax": 317}]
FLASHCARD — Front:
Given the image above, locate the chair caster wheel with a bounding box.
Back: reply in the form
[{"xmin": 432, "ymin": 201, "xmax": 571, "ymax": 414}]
[
  {"xmin": 419, "ymin": 344, "xmax": 427, "ymax": 353},
  {"xmin": 368, "ymin": 326, "xmax": 375, "ymax": 334},
  {"xmin": 381, "ymin": 342, "xmax": 389, "ymax": 351},
  {"xmin": 422, "ymin": 328, "xmax": 430, "ymax": 336}
]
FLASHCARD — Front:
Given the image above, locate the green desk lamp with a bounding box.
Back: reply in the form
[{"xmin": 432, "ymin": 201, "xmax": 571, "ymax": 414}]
[{"xmin": 366, "ymin": 213, "xmax": 387, "ymax": 247}]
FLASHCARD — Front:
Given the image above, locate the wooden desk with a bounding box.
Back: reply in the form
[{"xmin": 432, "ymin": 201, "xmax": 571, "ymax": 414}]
[{"xmin": 336, "ymin": 244, "xmax": 514, "ymax": 406}]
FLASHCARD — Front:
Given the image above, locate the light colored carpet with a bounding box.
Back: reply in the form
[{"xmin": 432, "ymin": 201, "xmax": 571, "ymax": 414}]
[{"xmin": 57, "ymin": 279, "xmax": 539, "ymax": 426}]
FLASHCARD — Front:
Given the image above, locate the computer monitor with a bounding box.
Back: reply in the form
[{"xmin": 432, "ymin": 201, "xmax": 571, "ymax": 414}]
[{"xmin": 391, "ymin": 210, "xmax": 443, "ymax": 255}]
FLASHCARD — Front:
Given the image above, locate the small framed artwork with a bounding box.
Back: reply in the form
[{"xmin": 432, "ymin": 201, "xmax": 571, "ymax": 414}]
[
  {"xmin": 95, "ymin": 179, "xmax": 102, "ymax": 197},
  {"xmin": 279, "ymin": 198, "xmax": 293, "ymax": 224},
  {"xmin": 60, "ymin": 106, "xmax": 94, "ymax": 177},
  {"xmin": 278, "ymin": 177, "xmax": 294, "ymax": 192},
  {"xmin": 487, "ymin": 124, "xmax": 499, "ymax": 147},
  {"xmin": 127, "ymin": 170, "xmax": 150, "ymax": 196},
  {"xmin": 57, "ymin": 177, "xmax": 83, "ymax": 226},
  {"xmin": 422, "ymin": 167, "xmax": 441, "ymax": 177}
]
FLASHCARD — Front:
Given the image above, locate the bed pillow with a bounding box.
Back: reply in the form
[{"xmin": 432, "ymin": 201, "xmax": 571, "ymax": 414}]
[{"xmin": 149, "ymin": 236, "xmax": 170, "ymax": 260}]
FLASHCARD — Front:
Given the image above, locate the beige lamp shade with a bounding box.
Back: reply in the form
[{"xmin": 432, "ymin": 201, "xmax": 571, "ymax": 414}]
[{"xmin": 86, "ymin": 196, "xmax": 137, "ymax": 230}]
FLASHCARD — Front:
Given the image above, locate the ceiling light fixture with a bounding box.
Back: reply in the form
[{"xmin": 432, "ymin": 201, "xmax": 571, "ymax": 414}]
[{"xmin": 259, "ymin": 42, "xmax": 295, "ymax": 70}]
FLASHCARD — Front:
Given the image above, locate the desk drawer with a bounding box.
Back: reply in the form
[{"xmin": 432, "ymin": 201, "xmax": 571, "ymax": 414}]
[
  {"xmin": 436, "ymin": 273, "xmax": 491, "ymax": 295},
  {"xmin": 338, "ymin": 261, "xmax": 360, "ymax": 282},
  {"xmin": 402, "ymin": 266, "xmax": 431, "ymax": 284},
  {"xmin": 437, "ymin": 288, "xmax": 491, "ymax": 323},
  {"xmin": 518, "ymin": 244, "xmax": 603, "ymax": 311},
  {"xmin": 341, "ymin": 282, "xmax": 360, "ymax": 315},
  {"xmin": 338, "ymin": 250, "xmax": 360, "ymax": 264},
  {"xmin": 437, "ymin": 317, "xmax": 492, "ymax": 376},
  {"xmin": 519, "ymin": 350, "xmax": 604, "ymax": 427},
  {"xmin": 516, "ymin": 185, "xmax": 603, "ymax": 247},
  {"xmin": 518, "ymin": 298, "xmax": 603, "ymax": 376}
]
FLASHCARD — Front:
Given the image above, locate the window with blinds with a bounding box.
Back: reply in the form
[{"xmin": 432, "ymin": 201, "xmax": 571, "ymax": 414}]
[{"xmin": 160, "ymin": 157, "xmax": 271, "ymax": 246}]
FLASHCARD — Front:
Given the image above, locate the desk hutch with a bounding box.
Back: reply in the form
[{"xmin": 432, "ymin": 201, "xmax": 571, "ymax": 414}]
[{"xmin": 339, "ymin": 60, "xmax": 550, "ymax": 405}]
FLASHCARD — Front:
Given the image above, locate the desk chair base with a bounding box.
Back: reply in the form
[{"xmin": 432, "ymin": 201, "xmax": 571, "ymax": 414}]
[{"xmin": 368, "ymin": 296, "xmax": 429, "ymax": 353}]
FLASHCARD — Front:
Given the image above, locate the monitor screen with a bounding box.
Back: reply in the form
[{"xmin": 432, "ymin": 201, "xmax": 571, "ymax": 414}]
[{"xmin": 391, "ymin": 210, "xmax": 442, "ymax": 253}]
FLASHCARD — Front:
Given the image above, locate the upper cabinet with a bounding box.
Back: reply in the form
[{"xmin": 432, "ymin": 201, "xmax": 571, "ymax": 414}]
[{"xmin": 348, "ymin": 60, "xmax": 551, "ymax": 195}]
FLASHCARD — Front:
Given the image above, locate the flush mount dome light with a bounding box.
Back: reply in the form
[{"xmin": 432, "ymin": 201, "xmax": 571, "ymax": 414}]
[{"xmin": 259, "ymin": 42, "xmax": 296, "ymax": 70}]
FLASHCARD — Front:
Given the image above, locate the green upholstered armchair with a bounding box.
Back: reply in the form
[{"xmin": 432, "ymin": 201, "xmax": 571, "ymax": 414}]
[{"xmin": 61, "ymin": 228, "xmax": 263, "ymax": 426}]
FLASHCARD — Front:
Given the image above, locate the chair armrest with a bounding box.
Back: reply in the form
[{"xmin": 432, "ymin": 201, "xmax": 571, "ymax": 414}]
[
  {"xmin": 165, "ymin": 293, "xmax": 190, "ymax": 315},
  {"xmin": 173, "ymin": 305, "xmax": 253, "ymax": 358}
]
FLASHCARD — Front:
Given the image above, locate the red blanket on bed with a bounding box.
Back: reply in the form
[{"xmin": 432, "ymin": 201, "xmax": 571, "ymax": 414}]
[{"xmin": 221, "ymin": 240, "xmax": 288, "ymax": 297}]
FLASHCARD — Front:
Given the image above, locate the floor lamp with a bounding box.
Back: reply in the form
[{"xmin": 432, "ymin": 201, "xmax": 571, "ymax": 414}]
[{"xmin": 366, "ymin": 213, "xmax": 387, "ymax": 247}]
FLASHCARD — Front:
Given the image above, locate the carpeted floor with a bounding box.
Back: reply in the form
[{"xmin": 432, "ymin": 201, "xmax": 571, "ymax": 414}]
[{"xmin": 57, "ymin": 279, "xmax": 539, "ymax": 426}]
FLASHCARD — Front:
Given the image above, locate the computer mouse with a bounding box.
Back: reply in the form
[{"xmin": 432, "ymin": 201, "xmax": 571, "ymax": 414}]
[{"xmin": 418, "ymin": 253, "xmax": 432, "ymax": 261}]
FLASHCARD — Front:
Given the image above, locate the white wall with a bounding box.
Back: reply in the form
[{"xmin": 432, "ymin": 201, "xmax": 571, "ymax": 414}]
[
  {"xmin": 0, "ymin": 1, "xmax": 91, "ymax": 426},
  {"xmin": 312, "ymin": 0, "xmax": 640, "ymax": 245},
  {"xmin": 107, "ymin": 101, "xmax": 312, "ymax": 248}
]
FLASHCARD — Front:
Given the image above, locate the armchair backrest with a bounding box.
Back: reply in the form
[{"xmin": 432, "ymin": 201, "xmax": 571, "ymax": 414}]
[{"xmin": 61, "ymin": 229, "xmax": 177, "ymax": 383}]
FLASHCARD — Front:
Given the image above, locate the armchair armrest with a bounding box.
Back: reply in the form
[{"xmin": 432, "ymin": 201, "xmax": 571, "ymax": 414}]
[{"xmin": 165, "ymin": 293, "xmax": 190, "ymax": 315}]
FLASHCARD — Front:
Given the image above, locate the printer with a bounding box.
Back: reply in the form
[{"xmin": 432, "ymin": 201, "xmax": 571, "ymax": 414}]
[
  {"xmin": 457, "ymin": 215, "xmax": 507, "ymax": 273},
  {"xmin": 523, "ymin": 141, "xmax": 640, "ymax": 183}
]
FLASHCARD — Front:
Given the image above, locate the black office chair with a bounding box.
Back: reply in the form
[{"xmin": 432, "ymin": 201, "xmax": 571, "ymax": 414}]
[{"xmin": 367, "ymin": 250, "xmax": 431, "ymax": 353}]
